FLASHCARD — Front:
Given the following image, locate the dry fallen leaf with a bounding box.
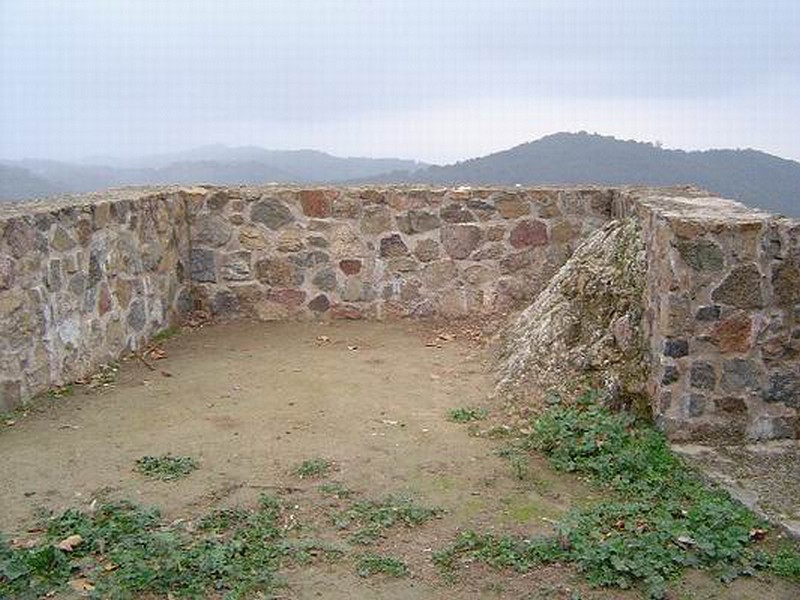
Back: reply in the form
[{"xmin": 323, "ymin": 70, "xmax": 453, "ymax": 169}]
[
  {"xmin": 147, "ymin": 346, "xmax": 167, "ymax": 360},
  {"xmin": 9, "ymin": 537, "xmax": 39, "ymax": 549},
  {"xmin": 55, "ymin": 534, "xmax": 83, "ymax": 552},
  {"xmin": 68, "ymin": 578, "xmax": 95, "ymax": 594}
]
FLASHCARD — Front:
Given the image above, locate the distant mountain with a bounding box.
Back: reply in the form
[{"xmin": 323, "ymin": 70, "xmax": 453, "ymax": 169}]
[
  {"xmin": 3, "ymin": 135, "xmax": 799, "ymax": 216},
  {"xmin": 0, "ymin": 164, "xmax": 59, "ymax": 201},
  {"xmin": 104, "ymin": 146, "xmax": 427, "ymax": 182},
  {"xmin": 0, "ymin": 147, "xmax": 427, "ymax": 201},
  {"xmin": 363, "ymin": 133, "xmax": 800, "ymax": 216}
]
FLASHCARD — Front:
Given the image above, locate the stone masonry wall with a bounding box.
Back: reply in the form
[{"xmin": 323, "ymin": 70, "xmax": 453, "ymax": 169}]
[
  {"xmin": 0, "ymin": 185, "xmax": 613, "ymax": 411},
  {"xmin": 616, "ymin": 191, "xmax": 800, "ymax": 442},
  {"xmin": 1, "ymin": 184, "xmax": 798, "ymax": 445},
  {"xmin": 0, "ymin": 189, "xmax": 191, "ymax": 410},
  {"xmin": 185, "ymin": 186, "xmax": 612, "ymax": 321}
]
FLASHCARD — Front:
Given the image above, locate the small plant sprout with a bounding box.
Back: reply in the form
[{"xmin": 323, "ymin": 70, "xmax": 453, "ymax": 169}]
[
  {"xmin": 293, "ymin": 457, "xmax": 333, "ymax": 479},
  {"xmin": 134, "ymin": 454, "xmax": 198, "ymax": 481},
  {"xmin": 447, "ymin": 406, "xmax": 488, "ymax": 423}
]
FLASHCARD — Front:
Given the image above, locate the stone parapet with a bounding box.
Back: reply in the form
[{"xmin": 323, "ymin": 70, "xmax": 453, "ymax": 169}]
[
  {"xmin": 618, "ymin": 191, "xmax": 800, "ymax": 442},
  {"xmin": 1, "ymin": 184, "xmax": 797, "ymax": 444}
]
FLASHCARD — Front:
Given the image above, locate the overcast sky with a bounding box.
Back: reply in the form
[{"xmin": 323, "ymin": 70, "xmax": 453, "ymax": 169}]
[{"xmin": 1, "ymin": 0, "xmax": 798, "ymax": 164}]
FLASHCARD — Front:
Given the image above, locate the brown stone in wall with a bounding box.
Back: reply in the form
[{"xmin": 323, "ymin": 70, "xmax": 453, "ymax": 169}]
[
  {"xmin": 380, "ymin": 234, "xmax": 409, "ymax": 257},
  {"xmin": 339, "ymin": 259, "xmax": 362, "ymax": 275},
  {"xmin": 207, "ymin": 191, "xmax": 230, "ymax": 211},
  {"xmin": 413, "ymin": 239, "xmax": 440, "ymax": 262},
  {"xmin": 255, "ymin": 258, "xmax": 303, "ymax": 287},
  {"xmin": 486, "ymin": 225, "xmax": 506, "ymax": 241},
  {"xmin": 92, "ymin": 202, "xmax": 112, "ymax": 229},
  {"xmin": 308, "ymin": 294, "xmax": 331, "ymax": 312},
  {"xmin": 396, "ymin": 210, "xmax": 440, "ymax": 234},
  {"xmin": 300, "ymin": 190, "xmax": 334, "ymax": 218},
  {"xmin": 421, "ymin": 260, "xmax": 458, "ymax": 290},
  {"xmin": 495, "ymin": 196, "xmax": 530, "ymax": 219},
  {"xmin": 192, "ymin": 215, "xmax": 233, "ymax": 247},
  {"xmin": 266, "ymin": 288, "xmax": 307, "ymax": 307},
  {"xmin": 675, "ymin": 239, "xmax": 724, "ymax": 272},
  {"xmin": 239, "ymin": 225, "xmax": 269, "ymax": 250},
  {"xmin": 276, "ymin": 230, "xmax": 305, "ymax": 252},
  {"xmin": 3, "ymin": 218, "xmax": 38, "ymax": 258},
  {"xmin": 332, "ymin": 195, "xmax": 362, "ymax": 219},
  {"xmin": 330, "ymin": 304, "xmax": 363, "ymax": 319},
  {"xmin": 772, "ymin": 261, "xmax": 800, "ymax": 307},
  {"xmin": 97, "ymin": 284, "xmax": 112, "ymax": 316},
  {"xmin": 386, "ymin": 257, "xmax": 419, "ymax": 272},
  {"xmin": 474, "ymin": 244, "xmax": 506, "ymax": 261},
  {"xmin": 510, "ymin": 220, "xmax": 548, "ymax": 248},
  {"xmin": 76, "ymin": 219, "xmax": 92, "ymax": 246},
  {"xmin": 712, "ymin": 312, "xmax": 753, "ymax": 354},
  {"xmin": 51, "ymin": 227, "xmax": 77, "ymax": 251},
  {"xmin": 361, "ymin": 206, "xmax": 393, "ymax": 234},
  {"xmin": 251, "ymin": 198, "xmax": 295, "ymax": 229},
  {"xmin": 441, "ymin": 225, "xmax": 482, "ymax": 259},
  {"xmin": 440, "ymin": 204, "xmax": 475, "ymax": 223},
  {"xmin": 549, "ymin": 220, "xmax": 578, "ymax": 244},
  {"xmin": 711, "ymin": 264, "xmax": 764, "ymax": 308}
]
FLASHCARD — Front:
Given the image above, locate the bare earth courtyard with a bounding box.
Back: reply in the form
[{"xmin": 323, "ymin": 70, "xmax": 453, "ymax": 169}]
[{"xmin": 1, "ymin": 320, "xmax": 797, "ymax": 599}]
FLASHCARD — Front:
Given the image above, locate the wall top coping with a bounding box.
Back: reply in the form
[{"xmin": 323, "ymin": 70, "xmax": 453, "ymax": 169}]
[
  {"xmin": 0, "ymin": 184, "xmax": 794, "ymax": 226},
  {"xmin": 633, "ymin": 195, "xmax": 798, "ymax": 228}
]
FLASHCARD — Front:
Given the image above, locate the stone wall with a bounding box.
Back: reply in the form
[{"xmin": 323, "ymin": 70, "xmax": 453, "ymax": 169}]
[
  {"xmin": 1, "ymin": 184, "xmax": 798, "ymax": 444},
  {"xmin": 618, "ymin": 192, "xmax": 800, "ymax": 442},
  {"xmin": 0, "ymin": 189, "xmax": 190, "ymax": 410},
  {"xmin": 185, "ymin": 186, "xmax": 612, "ymax": 321},
  {"xmin": 0, "ymin": 185, "xmax": 612, "ymax": 411}
]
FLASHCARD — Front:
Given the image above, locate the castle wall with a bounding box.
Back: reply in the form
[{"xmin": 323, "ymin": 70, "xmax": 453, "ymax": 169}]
[
  {"xmin": 0, "ymin": 189, "xmax": 190, "ymax": 409},
  {"xmin": 184, "ymin": 186, "xmax": 611, "ymax": 321},
  {"xmin": 617, "ymin": 192, "xmax": 800, "ymax": 442},
  {"xmin": 1, "ymin": 185, "xmax": 797, "ymax": 444}
]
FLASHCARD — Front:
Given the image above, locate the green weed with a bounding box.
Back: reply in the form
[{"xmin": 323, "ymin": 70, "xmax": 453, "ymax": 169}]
[
  {"xmin": 447, "ymin": 406, "xmax": 488, "ymax": 423},
  {"xmin": 294, "ymin": 457, "xmax": 332, "ymax": 479},
  {"xmin": 435, "ymin": 394, "xmax": 770, "ymax": 599},
  {"xmin": 134, "ymin": 454, "xmax": 198, "ymax": 481},
  {"xmin": 433, "ymin": 530, "xmax": 564, "ymax": 573},
  {"xmin": 319, "ymin": 482, "xmax": 354, "ymax": 499},
  {"xmin": 333, "ymin": 494, "xmax": 442, "ymax": 545},
  {"xmin": 769, "ymin": 543, "xmax": 800, "ymax": 581},
  {"xmin": 0, "ymin": 494, "xmax": 337, "ymax": 599},
  {"xmin": 356, "ymin": 553, "xmax": 409, "ymax": 577}
]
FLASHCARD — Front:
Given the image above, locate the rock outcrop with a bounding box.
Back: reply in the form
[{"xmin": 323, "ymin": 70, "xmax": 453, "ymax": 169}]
[{"xmin": 495, "ymin": 217, "xmax": 648, "ymax": 410}]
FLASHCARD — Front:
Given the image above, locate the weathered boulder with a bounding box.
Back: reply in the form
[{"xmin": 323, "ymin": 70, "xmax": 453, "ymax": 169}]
[{"xmin": 495, "ymin": 218, "xmax": 647, "ymax": 409}]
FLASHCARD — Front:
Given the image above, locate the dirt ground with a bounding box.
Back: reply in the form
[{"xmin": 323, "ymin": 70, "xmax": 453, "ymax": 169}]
[{"xmin": 1, "ymin": 320, "xmax": 797, "ymax": 599}]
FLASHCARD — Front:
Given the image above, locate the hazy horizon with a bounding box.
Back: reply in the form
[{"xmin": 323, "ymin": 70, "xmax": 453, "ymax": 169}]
[
  {"xmin": 5, "ymin": 132, "xmax": 800, "ymax": 169},
  {"xmin": 2, "ymin": 1, "xmax": 799, "ymax": 164}
]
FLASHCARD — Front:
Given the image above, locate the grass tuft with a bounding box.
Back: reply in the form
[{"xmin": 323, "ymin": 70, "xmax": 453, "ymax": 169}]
[
  {"xmin": 134, "ymin": 454, "xmax": 198, "ymax": 481},
  {"xmin": 318, "ymin": 482, "xmax": 354, "ymax": 499},
  {"xmin": 447, "ymin": 406, "xmax": 488, "ymax": 423},
  {"xmin": 333, "ymin": 494, "xmax": 442, "ymax": 545},
  {"xmin": 293, "ymin": 458, "xmax": 332, "ymax": 479},
  {"xmin": 356, "ymin": 553, "xmax": 409, "ymax": 578}
]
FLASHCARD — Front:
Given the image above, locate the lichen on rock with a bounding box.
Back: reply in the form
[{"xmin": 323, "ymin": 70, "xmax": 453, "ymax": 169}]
[{"xmin": 495, "ymin": 217, "xmax": 648, "ymax": 413}]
